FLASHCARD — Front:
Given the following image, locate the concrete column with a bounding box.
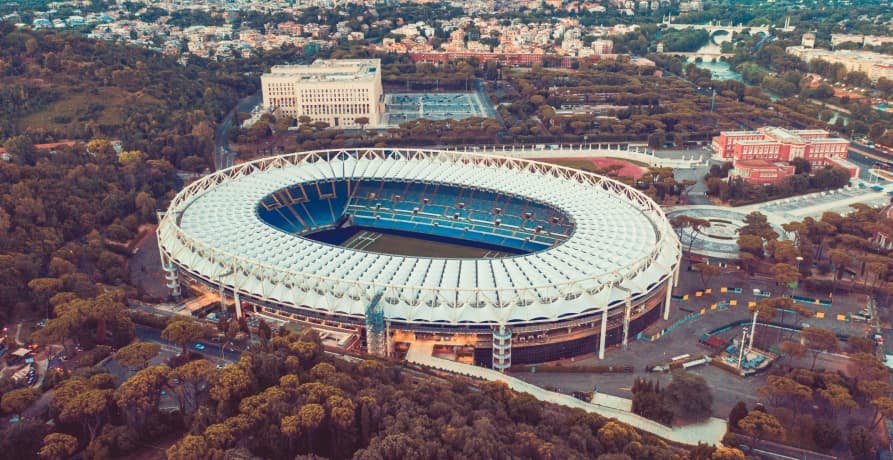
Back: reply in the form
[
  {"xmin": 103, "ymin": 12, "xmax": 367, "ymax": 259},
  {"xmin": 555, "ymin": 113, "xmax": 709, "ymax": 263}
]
[
  {"xmin": 673, "ymin": 263, "xmax": 680, "ymax": 287},
  {"xmin": 663, "ymin": 278, "xmax": 673, "ymax": 321},
  {"xmin": 622, "ymin": 297, "xmax": 632, "ymax": 350},
  {"xmin": 218, "ymin": 283, "xmax": 226, "ymax": 310},
  {"xmin": 234, "ymin": 290, "xmax": 243, "ymax": 319},
  {"xmin": 598, "ymin": 307, "xmax": 608, "ymax": 359}
]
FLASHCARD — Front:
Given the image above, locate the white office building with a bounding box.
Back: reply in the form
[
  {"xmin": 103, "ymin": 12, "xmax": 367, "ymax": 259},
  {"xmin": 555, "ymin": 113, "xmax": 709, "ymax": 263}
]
[{"xmin": 261, "ymin": 59, "xmax": 383, "ymax": 128}]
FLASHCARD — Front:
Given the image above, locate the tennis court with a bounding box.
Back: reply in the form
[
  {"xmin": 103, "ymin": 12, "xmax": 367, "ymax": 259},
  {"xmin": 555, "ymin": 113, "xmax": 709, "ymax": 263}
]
[{"xmin": 382, "ymin": 92, "xmax": 491, "ymax": 125}]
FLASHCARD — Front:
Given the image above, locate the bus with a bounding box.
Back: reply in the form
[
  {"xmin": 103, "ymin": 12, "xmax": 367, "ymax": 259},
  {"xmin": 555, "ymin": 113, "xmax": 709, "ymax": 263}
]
[{"xmin": 874, "ymin": 160, "xmax": 893, "ymax": 171}]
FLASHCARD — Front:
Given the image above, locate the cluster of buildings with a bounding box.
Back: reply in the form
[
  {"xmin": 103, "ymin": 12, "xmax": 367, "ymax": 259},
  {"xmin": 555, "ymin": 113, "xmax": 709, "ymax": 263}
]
[
  {"xmin": 3, "ymin": 9, "xmax": 113, "ymax": 30},
  {"xmin": 786, "ymin": 45, "xmax": 893, "ymax": 83},
  {"xmin": 261, "ymin": 59, "xmax": 383, "ymax": 129},
  {"xmin": 3, "ymin": 0, "xmax": 650, "ymax": 62},
  {"xmin": 376, "ymin": 17, "xmax": 643, "ymax": 69},
  {"xmin": 378, "ymin": 16, "xmax": 632, "ymax": 58},
  {"xmin": 831, "ymin": 34, "xmax": 893, "ymax": 48},
  {"xmin": 711, "ymin": 127, "xmax": 858, "ymax": 184}
]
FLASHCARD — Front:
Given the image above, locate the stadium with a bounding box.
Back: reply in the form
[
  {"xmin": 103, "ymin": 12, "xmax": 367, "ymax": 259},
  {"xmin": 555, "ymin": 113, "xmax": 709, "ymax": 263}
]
[{"xmin": 156, "ymin": 148, "xmax": 681, "ymax": 369}]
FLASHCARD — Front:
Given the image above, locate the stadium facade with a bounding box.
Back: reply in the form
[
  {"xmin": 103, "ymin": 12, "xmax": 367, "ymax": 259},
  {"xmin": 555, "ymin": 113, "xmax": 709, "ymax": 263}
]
[{"xmin": 157, "ymin": 149, "xmax": 681, "ymax": 369}]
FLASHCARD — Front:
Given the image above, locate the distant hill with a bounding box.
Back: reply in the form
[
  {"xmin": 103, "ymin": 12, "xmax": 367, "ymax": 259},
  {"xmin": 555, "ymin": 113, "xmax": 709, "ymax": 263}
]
[{"xmin": 0, "ymin": 23, "xmax": 256, "ymax": 166}]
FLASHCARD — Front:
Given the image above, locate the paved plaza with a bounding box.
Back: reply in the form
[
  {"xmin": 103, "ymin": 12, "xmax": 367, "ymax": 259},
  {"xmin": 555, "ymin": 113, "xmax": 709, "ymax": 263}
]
[
  {"xmin": 666, "ymin": 207, "xmax": 785, "ymax": 259},
  {"xmin": 667, "ymin": 180, "xmax": 893, "ymax": 259}
]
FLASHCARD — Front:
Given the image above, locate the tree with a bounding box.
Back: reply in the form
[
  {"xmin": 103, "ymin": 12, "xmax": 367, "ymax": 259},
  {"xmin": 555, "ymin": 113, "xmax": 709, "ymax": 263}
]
[
  {"xmin": 740, "ymin": 212, "xmax": 776, "ymax": 240},
  {"xmin": 597, "ymin": 421, "xmax": 640, "ymax": 453},
  {"xmin": 217, "ymin": 316, "xmax": 241, "ymax": 359},
  {"xmin": 737, "ymin": 234, "xmax": 764, "ymax": 258},
  {"xmin": 800, "ymin": 327, "xmax": 839, "ymax": 370},
  {"xmin": 671, "ymin": 215, "xmax": 711, "ymax": 255},
  {"xmin": 848, "ymin": 426, "xmax": 876, "ymax": 460},
  {"xmin": 769, "ymin": 263, "xmax": 800, "ymax": 294},
  {"xmin": 647, "ymin": 131, "xmax": 666, "ymax": 149},
  {"xmin": 758, "ymin": 375, "xmax": 813, "ymax": 408},
  {"xmin": 210, "ymin": 364, "xmax": 253, "ymax": 412},
  {"xmin": 790, "ymin": 157, "xmax": 811, "ymax": 175},
  {"xmin": 738, "ymin": 410, "xmax": 785, "ymax": 442},
  {"xmin": 828, "ymin": 248, "xmax": 850, "ymax": 287},
  {"xmin": 779, "ymin": 341, "xmax": 807, "ymax": 363},
  {"xmin": 663, "ymin": 371, "xmax": 713, "ymax": 421},
  {"xmin": 355, "ymin": 116, "xmax": 369, "ymax": 131},
  {"xmin": 848, "ymin": 336, "xmax": 876, "ymax": 354},
  {"xmin": 38, "ymin": 433, "xmax": 79, "ymax": 460},
  {"xmin": 869, "ymin": 397, "xmax": 893, "ymax": 430},
  {"xmin": 812, "ymin": 419, "xmax": 841, "ymax": 450},
  {"xmin": 166, "ymin": 434, "xmax": 211, "ymax": 460},
  {"xmin": 58, "ymin": 389, "xmax": 113, "ymax": 441},
  {"xmin": 281, "ymin": 414, "xmax": 303, "ymax": 451},
  {"xmin": 114, "ymin": 341, "xmax": 161, "ymax": 370},
  {"xmin": 817, "ymin": 384, "xmax": 857, "ymax": 411},
  {"xmin": 693, "ymin": 263, "xmax": 721, "ymax": 288},
  {"xmin": 728, "ymin": 401, "xmax": 748, "ymax": 430},
  {"xmin": 3, "ymin": 135, "xmax": 36, "ymax": 165},
  {"xmin": 169, "ymin": 359, "xmax": 215, "ymax": 413},
  {"xmin": 162, "ymin": 316, "xmax": 207, "ymax": 355},
  {"xmin": 296, "ymin": 403, "xmax": 325, "ymax": 451},
  {"xmin": 1, "ymin": 387, "xmax": 39, "ymax": 419},
  {"xmin": 114, "ymin": 365, "xmax": 170, "ymax": 428},
  {"xmin": 711, "ymin": 447, "xmax": 746, "ymax": 460}
]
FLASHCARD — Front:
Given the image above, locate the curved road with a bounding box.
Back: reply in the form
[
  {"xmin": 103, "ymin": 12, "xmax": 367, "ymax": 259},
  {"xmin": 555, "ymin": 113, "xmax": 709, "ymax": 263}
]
[{"xmin": 214, "ymin": 92, "xmax": 261, "ymax": 170}]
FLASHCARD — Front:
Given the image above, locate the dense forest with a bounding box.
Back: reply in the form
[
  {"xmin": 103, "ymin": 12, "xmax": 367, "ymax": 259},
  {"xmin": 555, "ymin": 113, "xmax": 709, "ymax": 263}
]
[
  {"xmin": 0, "ymin": 23, "xmax": 255, "ymax": 161},
  {"xmin": 0, "ymin": 25, "xmax": 255, "ymax": 323},
  {"xmin": 5, "ymin": 320, "xmax": 747, "ymax": 460}
]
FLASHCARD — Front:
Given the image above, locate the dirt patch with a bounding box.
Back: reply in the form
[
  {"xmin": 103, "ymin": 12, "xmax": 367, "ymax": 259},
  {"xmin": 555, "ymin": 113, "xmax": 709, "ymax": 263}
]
[{"xmin": 535, "ymin": 157, "xmax": 646, "ymax": 179}]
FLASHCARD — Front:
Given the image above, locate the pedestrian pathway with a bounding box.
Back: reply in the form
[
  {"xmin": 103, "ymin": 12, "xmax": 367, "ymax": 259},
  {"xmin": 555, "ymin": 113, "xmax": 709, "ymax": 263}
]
[{"xmin": 406, "ymin": 341, "xmax": 727, "ymax": 446}]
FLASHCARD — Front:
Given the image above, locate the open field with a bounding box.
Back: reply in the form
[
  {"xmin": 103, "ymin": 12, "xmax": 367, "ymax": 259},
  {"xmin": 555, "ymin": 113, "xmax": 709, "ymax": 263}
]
[
  {"xmin": 342, "ymin": 230, "xmax": 509, "ymax": 258},
  {"xmin": 21, "ymin": 87, "xmax": 163, "ymax": 132}
]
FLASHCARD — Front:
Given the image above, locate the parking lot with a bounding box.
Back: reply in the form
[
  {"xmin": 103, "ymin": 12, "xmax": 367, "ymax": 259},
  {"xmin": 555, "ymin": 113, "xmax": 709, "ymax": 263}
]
[{"xmin": 512, "ymin": 268, "xmax": 877, "ymax": 418}]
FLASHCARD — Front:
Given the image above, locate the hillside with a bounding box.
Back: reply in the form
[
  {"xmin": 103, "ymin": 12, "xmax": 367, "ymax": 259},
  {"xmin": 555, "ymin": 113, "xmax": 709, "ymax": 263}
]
[
  {"xmin": 0, "ymin": 25, "xmax": 255, "ymax": 323},
  {"xmin": 0, "ymin": 23, "xmax": 255, "ymax": 165}
]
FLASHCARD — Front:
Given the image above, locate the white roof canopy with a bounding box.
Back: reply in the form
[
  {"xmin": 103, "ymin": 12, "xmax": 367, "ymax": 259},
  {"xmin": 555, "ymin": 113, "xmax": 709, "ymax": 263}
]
[{"xmin": 158, "ymin": 149, "xmax": 680, "ymax": 326}]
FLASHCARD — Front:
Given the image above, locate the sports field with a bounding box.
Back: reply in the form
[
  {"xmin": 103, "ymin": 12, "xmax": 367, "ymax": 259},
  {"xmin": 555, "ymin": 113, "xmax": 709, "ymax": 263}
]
[{"xmin": 341, "ymin": 230, "xmax": 509, "ymax": 258}]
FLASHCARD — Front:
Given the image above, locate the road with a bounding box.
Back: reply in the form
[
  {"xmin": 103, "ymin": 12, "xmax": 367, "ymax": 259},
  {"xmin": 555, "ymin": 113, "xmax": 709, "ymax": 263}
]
[
  {"xmin": 135, "ymin": 325, "xmax": 242, "ymax": 363},
  {"xmin": 214, "ymin": 92, "xmax": 261, "ymax": 170}
]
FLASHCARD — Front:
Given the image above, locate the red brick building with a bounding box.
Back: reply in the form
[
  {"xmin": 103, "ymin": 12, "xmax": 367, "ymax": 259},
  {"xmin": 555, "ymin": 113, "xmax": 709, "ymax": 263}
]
[
  {"xmin": 732, "ymin": 160, "xmax": 797, "ymax": 185},
  {"xmin": 711, "ymin": 127, "xmax": 858, "ymax": 184}
]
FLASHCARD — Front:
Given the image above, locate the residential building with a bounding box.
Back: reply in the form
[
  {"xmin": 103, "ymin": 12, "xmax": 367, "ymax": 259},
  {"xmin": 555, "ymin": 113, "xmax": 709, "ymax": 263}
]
[
  {"xmin": 261, "ymin": 59, "xmax": 383, "ymax": 128},
  {"xmin": 786, "ymin": 46, "xmax": 893, "ymax": 82},
  {"xmin": 591, "ymin": 39, "xmax": 614, "ymax": 55},
  {"xmin": 802, "ymin": 32, "xmax": 815, "ymax": 49}
]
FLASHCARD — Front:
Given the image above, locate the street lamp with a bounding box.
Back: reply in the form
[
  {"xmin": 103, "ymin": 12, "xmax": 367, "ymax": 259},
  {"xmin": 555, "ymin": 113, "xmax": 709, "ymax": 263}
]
[
  {"xmin": 737, "ymin": 327, "xmax": 748, "ymax": 369},
  {"xmin": 748, "ymin": 289, "xmax": 760, "ymax": 352}
]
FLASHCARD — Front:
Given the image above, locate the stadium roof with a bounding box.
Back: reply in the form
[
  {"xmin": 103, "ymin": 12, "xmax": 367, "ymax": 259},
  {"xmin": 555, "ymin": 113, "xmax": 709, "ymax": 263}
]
[{"xmin": 158, "ymin": 149, "xmax": 680, "ymax": 326}]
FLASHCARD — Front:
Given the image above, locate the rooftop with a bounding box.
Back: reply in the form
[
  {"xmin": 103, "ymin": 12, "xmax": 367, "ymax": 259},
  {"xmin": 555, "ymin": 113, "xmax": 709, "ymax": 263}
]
[
  {"xmin": 761, "ymin": 127, "xmax": 807, "ymax": 145},
  {"xmin": 266, "ymin": 58, "xmax": 381, "ymax": 82}
]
